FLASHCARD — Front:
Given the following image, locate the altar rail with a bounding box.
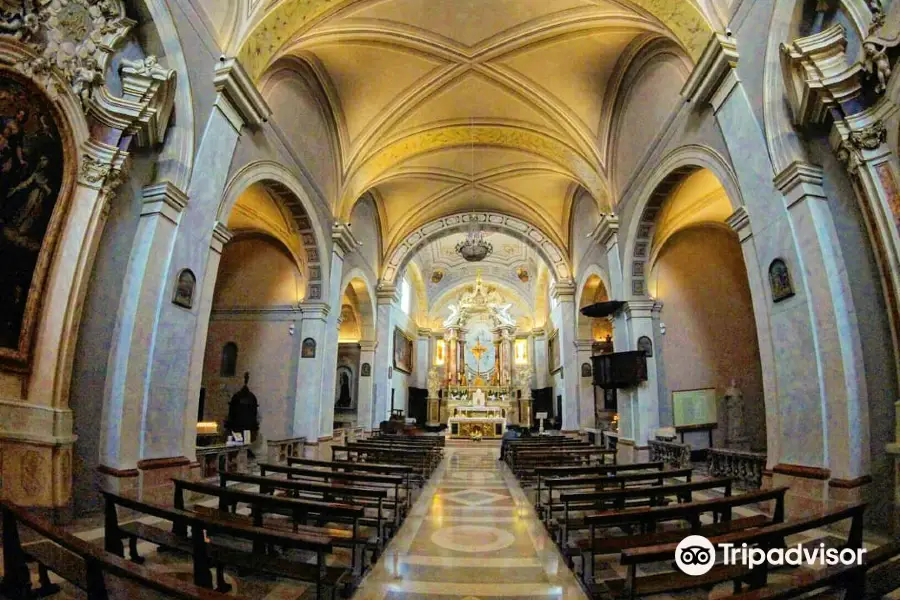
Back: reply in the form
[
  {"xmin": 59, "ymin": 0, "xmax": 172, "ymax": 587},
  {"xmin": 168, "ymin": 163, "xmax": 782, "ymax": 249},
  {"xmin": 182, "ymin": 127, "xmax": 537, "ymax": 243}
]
[
  {"xmin": 266, "ymin": 436, "xmax": 305, "ymax": 464},
  {"xmin": 707, "ymin": 447, "xmax": 767, "ymax": 489},
  {"xmin": 648, "ymin": 439, "xmax": 692, "ymax": 469}
]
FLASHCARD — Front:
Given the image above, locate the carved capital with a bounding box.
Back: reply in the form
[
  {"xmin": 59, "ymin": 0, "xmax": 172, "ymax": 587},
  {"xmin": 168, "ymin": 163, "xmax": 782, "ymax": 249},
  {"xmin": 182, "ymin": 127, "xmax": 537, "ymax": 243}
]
[
  {"xmin": 833, "ymin": 120, "xmax": 888, "ymax": 177},
  {"xmin": 725, "ymin": 206, "xmax": 752, "ymax": 240},
  {"xmin": 79, "ymin": 139, "xmax": 128, "ymax": 195}
]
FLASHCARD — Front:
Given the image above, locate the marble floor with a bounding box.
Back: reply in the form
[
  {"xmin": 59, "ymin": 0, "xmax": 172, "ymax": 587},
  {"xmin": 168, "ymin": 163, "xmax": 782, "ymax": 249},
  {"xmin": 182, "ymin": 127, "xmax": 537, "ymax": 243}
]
[{"xmin": 352, "ymin": 442, "xmax": 588, "ymax": 600}]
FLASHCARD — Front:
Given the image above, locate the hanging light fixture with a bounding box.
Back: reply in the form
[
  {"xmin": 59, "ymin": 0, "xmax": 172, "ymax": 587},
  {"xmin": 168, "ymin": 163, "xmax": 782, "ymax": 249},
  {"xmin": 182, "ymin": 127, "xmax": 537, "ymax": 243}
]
[{"xmin": 455, "ymin": 116, "xmax": 493, "ymax": 262}]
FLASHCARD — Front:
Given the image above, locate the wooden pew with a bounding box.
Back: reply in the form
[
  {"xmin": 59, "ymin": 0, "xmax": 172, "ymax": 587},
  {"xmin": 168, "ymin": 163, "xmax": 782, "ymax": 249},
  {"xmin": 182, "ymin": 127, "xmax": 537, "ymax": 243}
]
[
  {"xmin": 541, "ymin": 468, "xmax": 693, "ymax": 524},
  {"xmin": 172, "ymin": 477, "xmax": 370, "ymax": 574},
  {"xmin": 577, "ymin": 486, "xmax": 788, "ymax": 584},
  {"xmin": 512, "ymin": 448, "xmax": 617, "ymax": 477},
  {"xmin": 0, "ymin": 499, "xmax": 236, "ymax": 600},
  {"xmin": 285, "ymin": 456, "xmax": 415, "ymax": 507},
  {"xmin": 533, "ymin": 462, "xmax": 665, "ymax": 510},
  {"xmin": 608, "ymin": 503, "xmax": 865, "ymax": 599},
  {"xmin": 331, "ymin": 445, "xmax": 433, "ymax": 478},
  {"xmin": 555, "ymin": 477, "xmax": 734, "ymax": 545},
  {"xmin": 219, "ymin": 469, "xmax": 397, "ymax": 538},
  {"xmin": 727, "ymin": 539, "xmax": 900, "ymax": 600},
  {"xmin": 101, "ymin": 491, "xmax": 346, "ymax": 599}
]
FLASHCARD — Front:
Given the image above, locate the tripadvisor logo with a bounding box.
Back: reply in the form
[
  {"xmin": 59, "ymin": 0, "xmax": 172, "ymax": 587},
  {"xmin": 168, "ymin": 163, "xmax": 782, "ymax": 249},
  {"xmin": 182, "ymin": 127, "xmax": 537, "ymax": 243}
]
[
  {"xmin": 675, "ymin": 535, "xmax": 716, "ymax": 576},
  {"xmin": 675, "ymin": 535, "xmax": 867, "ymax": 576}
]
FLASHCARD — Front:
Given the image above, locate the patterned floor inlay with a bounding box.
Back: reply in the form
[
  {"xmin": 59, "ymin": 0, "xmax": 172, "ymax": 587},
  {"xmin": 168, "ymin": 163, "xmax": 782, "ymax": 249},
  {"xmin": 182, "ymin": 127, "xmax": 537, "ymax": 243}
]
[{"xmin": 353, "ymin": 443, "xmax": 588, "ymax": 600}]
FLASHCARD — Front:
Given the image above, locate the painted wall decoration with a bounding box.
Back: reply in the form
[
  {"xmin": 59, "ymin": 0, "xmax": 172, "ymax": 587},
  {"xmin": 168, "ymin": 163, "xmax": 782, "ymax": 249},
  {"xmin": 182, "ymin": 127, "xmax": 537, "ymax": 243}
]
[
  {"xmin": 172, "ymin": 269, "xmax": 196, "ymax": 308},
  {"xmin": 431, "ymin": 269, "xmax": 444, "ymax": 283},
  {"xmin": 768, "ymin": 258, "xmax": 795, "ymax": 303},
  {"xmin": 361, "ymin": 362, "xmax": 371, "ymax": 377},
  {"xmin": 393, "ymin": 327, "xmax": 413, "ymax": 374},
  {"xmin": 0, "ymin": 69, "xmax": 71, "ymax": 367},
  {"xmin": 581, "ymin": 362, "xmax": 592, "ymax": 378},
  {"xmin": 335, "ymin": 365, "xmax": 355, "ymax": 409},
  {"xmin": 301, "ymin": 337, "xmax": 317, "ymax": 358},
  {"xmin": 637, "ymin": 335, "xmax": 653, "ymax": 357}
]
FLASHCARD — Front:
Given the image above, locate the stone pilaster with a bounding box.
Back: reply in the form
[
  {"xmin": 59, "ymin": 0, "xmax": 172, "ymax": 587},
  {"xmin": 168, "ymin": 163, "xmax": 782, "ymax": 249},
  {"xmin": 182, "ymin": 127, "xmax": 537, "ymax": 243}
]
[
  {"xmin": 373, "ymin": 286, "xmax": 398, "ymax": 428},
  {"xmin": 551, "ymin": 280, "xmax": 579, "ymax": 431},
  {"xmin": 357, "ymin": 340, "xmax": 377, "ymax": 432}
]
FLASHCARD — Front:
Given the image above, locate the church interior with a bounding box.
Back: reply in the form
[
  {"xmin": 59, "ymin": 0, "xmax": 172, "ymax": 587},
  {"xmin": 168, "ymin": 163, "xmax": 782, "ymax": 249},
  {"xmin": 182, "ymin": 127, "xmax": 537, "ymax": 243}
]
[{"xmin": 2, "ymin": 0, "xmax": 900, "ymax": 598}]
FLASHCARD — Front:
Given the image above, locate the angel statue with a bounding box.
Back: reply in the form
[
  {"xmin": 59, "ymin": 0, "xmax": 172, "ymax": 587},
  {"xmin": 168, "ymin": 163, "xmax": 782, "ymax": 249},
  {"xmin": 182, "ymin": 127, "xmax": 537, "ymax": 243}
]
[
  {"xmin": 443, "ymin": 303, "xmax": 462, "ymax": 328},
  {"xmin": 863, "ymin": 41, "xmax": 892, "ymax": 94},
  {"xmin": 494, "ymin": 303, "xmax": 516, "ymax": 327}
]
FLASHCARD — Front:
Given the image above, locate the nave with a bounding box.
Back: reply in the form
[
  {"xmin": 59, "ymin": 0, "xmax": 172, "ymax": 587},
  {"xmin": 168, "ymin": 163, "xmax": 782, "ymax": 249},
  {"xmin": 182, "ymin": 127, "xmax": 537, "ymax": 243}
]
[{"xmin": 353, "ymin": 443, "xmax": 586, "ymax": 600}]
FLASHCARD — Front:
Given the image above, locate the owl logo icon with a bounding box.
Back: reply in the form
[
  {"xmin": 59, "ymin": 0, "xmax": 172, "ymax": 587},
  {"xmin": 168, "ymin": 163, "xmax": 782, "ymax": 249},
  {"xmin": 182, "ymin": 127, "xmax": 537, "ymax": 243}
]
[{"xmin": 675, "ymin": 535, "xmax": 716, "ymax": 576}]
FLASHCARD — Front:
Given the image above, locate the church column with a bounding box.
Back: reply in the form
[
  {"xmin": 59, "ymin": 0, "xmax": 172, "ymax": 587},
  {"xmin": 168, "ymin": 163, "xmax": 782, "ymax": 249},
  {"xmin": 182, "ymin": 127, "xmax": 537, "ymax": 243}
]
[
  {"xmin": 576, "ymin": 341, "xmax": 595, "ymax": 430},
  {"xmin": 446, "ymin": 328, "xmax": 458, "ymax": 386},
  {"xmin": 318, "ymin": 224, "xmax": 359, "ymax": 440},
  {"xmin": 357, "ymin": 341, "xmax": 377, "ymax": 433},
  {"xmin": 373, "ymin": 286, "xmax": 398, "ymax": 428},
  {"xmin": 416, "ymin": 329, "xmax": 431, "ymax": 389},
  {"xmin": 492, "ymin": 332, "xmax": 502, "ymax": 385},
  {"xmin": 532, "ymin": 328, "xmax": 548, "ymax": 389},
  {"xmin": 126, "ymin": 58, "xmax": 270, "ymax": 495},
  {"xmin": 458, "ymin": 329, "xmax": 468, "ymax": 385},
  {"xmin": 621, "ymin": 301, "xmax": 663, "ymax": 460},
  {"xmin": 498, "ymin": 326, "xmax": 515, "ymax": 387},
  {"xmin": 690, "ymin": 31, "xmax": 872, "ymax": 512},
  {"xmin": 552, "ymin": 281, "xmax": 579, "ymax": 432},
  {"xmin": 293, "ymin": 304, "xmax": 329, "ymax": 441}
]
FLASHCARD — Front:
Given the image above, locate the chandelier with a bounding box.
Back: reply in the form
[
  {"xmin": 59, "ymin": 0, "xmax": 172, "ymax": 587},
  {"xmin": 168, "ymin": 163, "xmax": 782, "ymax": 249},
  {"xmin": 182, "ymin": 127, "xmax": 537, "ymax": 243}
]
[{"xmin": 456, "ymin": 228, "xmax": 493, "ymax": 262}]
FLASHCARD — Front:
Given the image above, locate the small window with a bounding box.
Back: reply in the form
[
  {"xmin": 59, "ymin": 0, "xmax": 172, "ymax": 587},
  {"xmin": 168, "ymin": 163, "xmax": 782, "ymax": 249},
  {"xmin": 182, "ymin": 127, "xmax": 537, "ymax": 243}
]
[{"xmin": 221, "ymin": 342, "xmax": 238, "ymax": 376}]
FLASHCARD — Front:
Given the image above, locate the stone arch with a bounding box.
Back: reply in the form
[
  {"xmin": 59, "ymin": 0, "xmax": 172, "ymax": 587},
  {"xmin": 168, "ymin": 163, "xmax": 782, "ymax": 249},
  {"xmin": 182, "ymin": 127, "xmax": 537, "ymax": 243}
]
[
  {"xmin": 621, "ymin": 145, "xmax": 743, "ymax": 298},
  {"xmin": 576, "ymin": 265, "xmax": 612, "ymax": 340},
  {"xmin": 220, "ymin": 160, "xmax": 330, "ymax": 303},
  {"xmin": 380, "ymin": 212, "xmax": 572, "ymax": 290},
  {"xmin": 341, "ymin": 268, "xmax": 376, "ymax": 341}
]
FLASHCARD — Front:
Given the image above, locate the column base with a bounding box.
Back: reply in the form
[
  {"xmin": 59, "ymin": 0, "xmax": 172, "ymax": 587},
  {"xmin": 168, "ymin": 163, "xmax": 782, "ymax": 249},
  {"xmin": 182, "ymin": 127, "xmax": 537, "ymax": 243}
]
[
  {"xmin": 136, "ymin": 457, "xmax": 192, "ymax": 505},
  {"xmin": 772, "ymin": 464, "xmax": 831, "ymax": 518},
  {"xmin": 616, "ymin": 439, "xmax": 649, "ymax": 463},
  {"xmin": 0, "ymin": 438, "xmax": 73, "ymax": 519}
]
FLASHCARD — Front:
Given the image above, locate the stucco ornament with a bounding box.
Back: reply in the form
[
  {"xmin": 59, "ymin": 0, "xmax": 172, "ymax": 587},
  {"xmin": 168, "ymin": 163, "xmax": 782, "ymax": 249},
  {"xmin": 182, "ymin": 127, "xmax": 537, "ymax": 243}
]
[
  {"xmin": 837, "ymin": 121, "xmax": 887, "ymax": 176},
  {"xmin": 1, "ymin": 0, "xmax": 133, "ymax": 105}
]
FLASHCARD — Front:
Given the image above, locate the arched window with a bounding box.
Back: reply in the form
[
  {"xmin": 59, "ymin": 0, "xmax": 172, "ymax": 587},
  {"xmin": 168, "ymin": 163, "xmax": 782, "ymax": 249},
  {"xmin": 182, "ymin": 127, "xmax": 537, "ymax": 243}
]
[
  {"xmin": 221, "ymin": 342, "xmax": 238, "ymax": 376},
  {"xmin": 400, "ymin": 275, "xmax": 412, "ymax": 315}
]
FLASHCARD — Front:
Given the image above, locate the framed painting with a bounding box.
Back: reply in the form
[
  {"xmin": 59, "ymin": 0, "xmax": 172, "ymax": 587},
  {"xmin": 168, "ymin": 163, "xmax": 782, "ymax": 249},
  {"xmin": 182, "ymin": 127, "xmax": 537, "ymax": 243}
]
[
  {"xmin": 393, "ymin": 327, "xmax": 413, "ymax": 374},
  {"xmin": 0, "ymin": 68, "xmax": 75, "ymax": 370},
  {"xmin": 548, "ymin": 329, "xmax": 561, "ymax": 373}
]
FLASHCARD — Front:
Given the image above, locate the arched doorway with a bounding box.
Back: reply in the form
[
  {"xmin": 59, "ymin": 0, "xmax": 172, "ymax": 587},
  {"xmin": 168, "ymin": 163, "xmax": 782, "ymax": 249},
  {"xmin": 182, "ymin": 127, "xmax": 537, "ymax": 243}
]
[
  {"xmin": 640, "ymin": 168, "xmax": 766, "ymax": 452},
  {"xmin": 333, "ymin": 275, "xmax": 376, "ymax": 431},
  {"xmin": 577, "ymin": 270, "xmax": 614, "ymax": 429},
  {"xmin": 193, "ymin": 174, "xmax": 325, "ymax": 463}
]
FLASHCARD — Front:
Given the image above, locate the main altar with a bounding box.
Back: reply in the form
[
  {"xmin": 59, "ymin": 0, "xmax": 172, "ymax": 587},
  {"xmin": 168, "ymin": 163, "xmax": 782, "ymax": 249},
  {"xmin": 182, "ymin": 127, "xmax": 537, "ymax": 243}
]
[{"xmin": 426, "ymin": 272, "xmax": 533, "ymax": 436}]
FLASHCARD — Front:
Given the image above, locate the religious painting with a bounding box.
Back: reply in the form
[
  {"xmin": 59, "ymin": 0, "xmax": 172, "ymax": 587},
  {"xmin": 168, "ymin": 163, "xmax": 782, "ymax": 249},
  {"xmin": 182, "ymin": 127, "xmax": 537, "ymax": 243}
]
[
  {"xmin": 0, "ymin": 69, "xmax": 73, "ymax": 368},
  {"xmin": 172, "ymin": 268, "xmax": 196, "ymax": 308},
  {"xmin": 548, "ymin": 329, "xmax": 561, "ymax": 373},
  {"xmin": 431, "ymin": 269, "xmax": 444, "ymax": 284},
  {"xmin": 335, "ymin": 365, "xmax": 355, "ymax": 409},
  {"xmin": 361, "ymin": 362, "xmax": 371, "ymax": 377},
  {"xmin": 768, "ymin": 258, "xmax": 795, "ymax": 303},
  {"xmin": 581, "ymin": 362, "xmax": 592, "ymax": 378},
  {"xmin": 393, "ymin": 327, "xmax": 413, "ymax": 374},
  {"xmin": 516, "ymin": 267, "xmax": 529, "ymax": 282},
  {"xmin": 302, "ymin": 337, "xmax": 317, "ymax": 358},
  {"xmin": 514, "ymin": 338, "xmax": 528, "ymax": 364},
  {"xmin": 637, "ymin": 335, "xmax": 653, "ymax": 357}
]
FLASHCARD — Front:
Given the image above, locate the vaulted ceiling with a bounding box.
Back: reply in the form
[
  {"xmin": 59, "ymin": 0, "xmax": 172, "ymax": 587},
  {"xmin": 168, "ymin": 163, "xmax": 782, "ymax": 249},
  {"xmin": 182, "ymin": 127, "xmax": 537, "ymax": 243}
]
[{"xmin": 223, "ymin": 0, "xmax": 712, "ymax": 255}]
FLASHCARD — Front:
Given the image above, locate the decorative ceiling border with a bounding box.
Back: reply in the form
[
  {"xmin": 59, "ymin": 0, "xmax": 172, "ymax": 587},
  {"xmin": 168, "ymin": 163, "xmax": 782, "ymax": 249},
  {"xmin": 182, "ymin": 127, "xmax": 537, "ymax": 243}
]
[{"xmin": 381, "ymin": 211, "xmax": 572, "ymax": 289}]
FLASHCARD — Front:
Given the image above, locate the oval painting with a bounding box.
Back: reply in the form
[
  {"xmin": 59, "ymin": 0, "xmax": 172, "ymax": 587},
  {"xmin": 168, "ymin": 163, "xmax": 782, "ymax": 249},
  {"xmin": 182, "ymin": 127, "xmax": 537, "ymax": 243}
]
[{"xmin": 0, "ymin": 69, "xmax": 69, "ymax": 366}]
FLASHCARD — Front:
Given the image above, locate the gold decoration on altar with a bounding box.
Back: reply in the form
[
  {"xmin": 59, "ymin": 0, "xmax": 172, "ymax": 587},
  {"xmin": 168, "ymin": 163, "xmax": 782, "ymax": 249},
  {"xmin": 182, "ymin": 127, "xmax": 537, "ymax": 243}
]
[{"xmin": 470, "ymin": 337, "xmax": 488, "ymax": 362}]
